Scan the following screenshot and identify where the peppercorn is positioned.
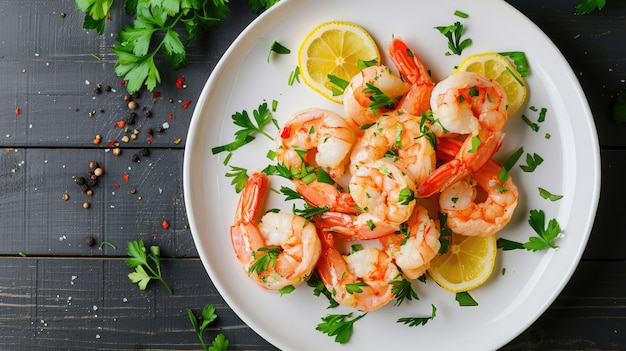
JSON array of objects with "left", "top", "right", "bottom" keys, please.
[
  {"left": 144, "top": 109, "right": 152, "bottom": 117},
  {"left": 86, "top": 189, "right": 94, "bottom": 196},
  {"left": 89, "top": 178, "right": 98, "bottom": 187},
  {"left": 128, "top": 101, "right": 138, "bottom": 110},
  {"left": 130, "top": 153, "right": 139, "bottom": 162},
  {"left": 94, "top": 84, "right": 102, "bottom": 94},
  {"left": 156, "top": 126, "right": 164, "bottom": 133},
  {"left": 141, "top": 148, "right": 150, "bottom": 156},
  {"left": 121, "top": 135, "right": 130, "bottom": 143},
  {"left": 112, "top": 148, "right": 122, "bottom": 156},
  {"left": 94, "top": 167, "right": 104, "bottom": 177},
  {"left": 146, "top": 128, "right": 153, "bottom": 136},
  {"left": 90, "top": 174, "right": 98, "bottom": 181},
  {"left": 129, "top": 188, "right": 137, "bottom": 194},
  {"left": 62, "top": 193, "right": 70, "bottom": 201},
  {"left": 60, "top": 12, "right": 66, "bottom": 18},
  {"left": 81, "top": 184, "right": 90, "bottom": 193},
  {"left": 104, "top": 85, "right": 112, "bottom": 92},
  {"left": 123, "top": 94, "right": 131, "bottom": 102},
  {"left": 85, "top": 236, "right": 95, "bottom": 246},
  {"left": 83, "top": 202, "right": 90, "bottom": 209},
  {"left": 89, "top": 161, "right": 98, "bottom": 170},
  {"left": 75, "top": 177, "right": 86, "bottom": 186},
  {"left": 168, "top": 98, "right": 174, "bottom": 103}
]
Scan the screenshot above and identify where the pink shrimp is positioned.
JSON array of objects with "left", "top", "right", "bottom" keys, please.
[
  {"left": 316, "top": 231, "right": 400, "bottom": 312},
  {"left": 417, "top": 71, "right": 509, "bottom": 197},
  {"left": 230, "top": 171, "right": 322, "bottom": 290}
]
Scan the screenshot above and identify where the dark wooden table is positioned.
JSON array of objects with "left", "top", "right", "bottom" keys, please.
[{"left": 0, "top": 0, "right": 624, "bottom": 350}]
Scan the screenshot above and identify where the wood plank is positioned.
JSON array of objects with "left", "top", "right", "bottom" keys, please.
[
  {"left": 1, "top": 258, "right": 625, "bottom": 350},
  {"left": 0, "top": 148, "right": 191, "bottom": 257}
]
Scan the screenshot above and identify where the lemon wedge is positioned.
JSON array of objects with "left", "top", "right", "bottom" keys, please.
[
  {"left": 298, "top": 21, "right": 380, "bottom": 104},
  {"left": 427, "top": 233, "right": 497, "bottom": 293}
]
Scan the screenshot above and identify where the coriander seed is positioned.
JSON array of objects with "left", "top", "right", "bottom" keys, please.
[
  {"left": 83, "top": 202, "right": 90, "bottom": 209},
  {"left": 89, "top": 161, "right": 98, "bottom": 170},
  {"left": 94, "top": 167, "right": 104, "bottom": 177},
  {"left": 128, "top": 101, "right": 138, "bottom": 110}
]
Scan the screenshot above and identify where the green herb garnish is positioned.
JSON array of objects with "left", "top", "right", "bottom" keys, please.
[
  {"left": 391, "top": 277, "right": 419, "bottom": 306},
  {"left": 126, "top": 240, "right": 173, "bottom": 294},
  {"left": 455, "top": 291, "right": 478, "bottom": 306},
  {"left": 316, "top": 312, "right": 367, "bottom": 344},
  {"left": 397, "top": 304, "right": 437, "bottom": 327},
  {"left": 212, "top": 102, "right": 276, "bottom": 154},
  {"left": 575, "top": 0, "right": 606, "bottom": 15},
  {"left": 524, "top": 209, "right": 561, "bottom": 251},
  {"left": 187, "top": 304, "right": 229, "bottom": 351},
  {"left": 539, "top": 187, "right": 564, "bottom": 201},
  {"left": 268, "top": 41, "right": 290, "bottom": 62},
  {"left": 434, "top": 21, "right": 472, "bottom": 56}
]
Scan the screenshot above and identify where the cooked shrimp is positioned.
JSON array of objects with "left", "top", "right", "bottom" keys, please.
[
  {"left": 350, "top": 159, "right": 417, "bottom": 225},
  {"left": 230, "top": 171, "right": 322, "bottom": 290},
  {"left": 276, "top": 108, "right": 355, "bottom": 180},
  {"left": 292, "top": 178, "right": 361, "bottom": 215},
  {"left": 387, "top": 37, "right": 435, "bottom": 116},
  {"left": 438, "top": 143, "right": 519, "bottom": 237},
  {"left": 343, "top": 65, "right": 410, "bottom": 135},
  {"left": 380, "top": 205, "right": 441, "bottom": 280},
  {"left": 417, "top": 71, "right": 508, "bottom": 197},
  {"left": 349, "top": 112, "right": 436, "bottom": 186},
  {"left": 316, "top": 231, "right": 400, "bottom": 312},
  {"left": 313, "top": 159, "right": 417, "bottom": 240}
]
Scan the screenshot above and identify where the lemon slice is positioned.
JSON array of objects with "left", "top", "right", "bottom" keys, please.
[
  {"left": 298, "top": 21, "right": 380, "bottom": 104},
  {"left": 456, "top": 52, "right": 527, "bottom": 116},
  {"left": 427, "top": 233, "right": 497, "bottom": 293}
]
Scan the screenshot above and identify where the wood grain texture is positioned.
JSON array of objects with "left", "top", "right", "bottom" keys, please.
[{"left": 0, "top": 0, "right": 624, "bottom": 349}]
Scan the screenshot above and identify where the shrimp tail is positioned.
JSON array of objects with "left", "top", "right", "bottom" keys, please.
[
  {"left": 388, "top": 37, "right": 434, "bottom": 115},
  {"left": 417, "top": 132, "right": 504, "bottom": 198},
  {"left": 388, "top": 37, "right": 431, "bottom": 86}
]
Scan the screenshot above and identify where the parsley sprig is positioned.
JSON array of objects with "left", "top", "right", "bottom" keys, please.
[
  {"left": 397, "top": 304, "right": 437, "bottom": 327},
  {"left": 77, "top": 0, "right": 279, "bottom": 92},
  {"left": 434, "top": 21, "right": 472, "bottom": 56},
  {"left": 126, "top": 240, "right": 173, "bottom": 294},
  {"left": 187, "top": 304, "right": 229, "bottom": 351},
  {"left": 212, "top": 102, "right": 277, "bottom": 155},
  {"left": 524, "top": 209, "right": 561, "bottom": 251},
  {"left": 316, "top": 312, "right": 367, "bottom": 344},
  {"left": 390, "top": 277, "right": 419, "bottom": 306},
  {"left": 575, "top": 0, "right": 606, "bottom": 15}
]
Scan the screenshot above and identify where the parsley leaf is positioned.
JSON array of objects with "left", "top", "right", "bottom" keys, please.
[
  {"left": 523, "top": 209, "right": 561, "bottom": 251},
  {"left": 126, "top": 240, "right": 173, "bottom": 294},
  {"left": 455, "top": 291, "right": 478, "bottom": 306},
  {"left": 248, "top": 246, "right": 282, "bottom": 275},
  {"left": 397, "top": 304, "right": 437, "bottom": 327},
  {"left": 519, "top": 153, "right": 544, "bottom": 172},
  {"left": 212, "top": 102, "right": 276, "bottom": 154},
  {"left": 363, "top": 82, "right": 398, "bottom": 115},
  {"left": 391, "top": 277, "right": 419, "bottom": 306},
  {"left": 225, "top": 166, "right": 248, "bottom": 193},
  {"left": 575, "top": 0, "right": 606, "bottom": 15},
  {"left": 307, "top": 272, "right": 339, "bottom": 308},
  {"left": 434, "top": 21, "right": 472, "bottom": 55},
  {"left": 79, "top": 0, "right": 278, "bottom": 92},
  {"left": 316, "top": 312, "right": 367, "bottom": 344},
  {"left": 496, "top": 238, "right": 525, "bottom": 251},
  {"left": 538, "top": 187, "right": 564, "bottom": 201},
  {"left": 187, "top": 304, "right": 230, "bottom": 351}
]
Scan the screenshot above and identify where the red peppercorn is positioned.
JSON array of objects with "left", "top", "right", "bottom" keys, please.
[
  {"left": 182, "top": 100, "right": 191, "bottom": 109},
  {"left": 162, "top": 220, "right": 169, "bottom": 229},
  {"left": 123, "top": 172, "right": 129, "bottom": 182},
  {"left": 15, "top": 108, "right": 21, "bottom": 116},
  {"left": 175, "top": 77, "right": 185, "bottom": 89},
  {"left": 280, "top": 127, "right": 291, "bottom": 139}
]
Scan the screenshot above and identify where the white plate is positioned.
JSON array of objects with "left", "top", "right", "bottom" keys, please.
[{"left": 183, "top": 0, "right": 601, "bottom": 349}]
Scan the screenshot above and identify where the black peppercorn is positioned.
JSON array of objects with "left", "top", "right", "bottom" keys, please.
[
  {"left": 144, "top": 110, "right": 152, "bottom": 117},
  {"left": 85, "top": 236, "right": 95, "bottom": 246},
  {"left": 156, "top": 126, "right": 164, "bottom": 133},
  {"left": 130, "top": 153, "right": 139, "bottom": 162},
  {"left": 141, "top": 148, "right": 150, "bottom": 156},
  {"left": 75, "top": 177, "right": 86, "bottom": 185},
  {"left": 104, "top": 85, "right": 112, "bottom": 92},
  {"left": 94, "top": 84, "right": 102, "bottom": 94},
  {"left": 146, "top": 128, "right": 153, "bottom": 136}
]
